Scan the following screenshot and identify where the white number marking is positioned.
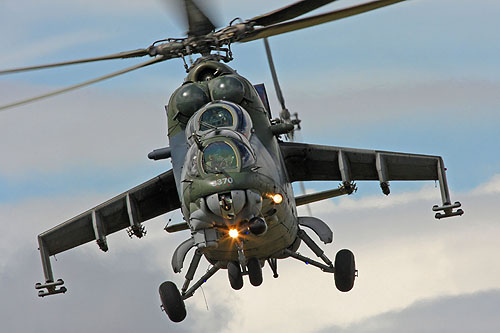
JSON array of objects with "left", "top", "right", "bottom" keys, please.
[{"left": 212, "top": 177, "right": 233, "bottom": 186}]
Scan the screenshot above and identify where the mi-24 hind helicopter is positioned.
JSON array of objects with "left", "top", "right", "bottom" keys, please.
[{"left": 0, "top": 0, "right": 464, "bottom": 323}]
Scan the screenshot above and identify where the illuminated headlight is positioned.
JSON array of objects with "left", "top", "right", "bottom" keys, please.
[
  {"left": 271, "top": 193, "right": 283, "bottom": 204},
  {"left": 228, "top": 229, "right": 239, "bottom": 239}
]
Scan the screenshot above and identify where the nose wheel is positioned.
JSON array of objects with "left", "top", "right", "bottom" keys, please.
[
  {"left": 227, "top": 261, "right": 244, "bottom": 290},
  {"left": 247, "top": 257, "right": 263, "bottom": 286},
  {"left": 227, "top": 257, "right": 263, "bottom": 289}
]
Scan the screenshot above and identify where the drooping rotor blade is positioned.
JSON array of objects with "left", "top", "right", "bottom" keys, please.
[
  {"left": 249, "top": 0, "right": 339, "bottom": 27},
  {"left": 184, "top": 0, "right": 216, "bottom": 36},
  {"left": 240, "top": 0, "right": 407, "bottom": 43},
  {"left": 263, "top": 38, "right": 286, "bottom": 112},
  {"left": 0, "top": 56, "right": 165, "bottom": 112},
  {"left": 0, "top": 49, "right": 150, "bottom": 75}
]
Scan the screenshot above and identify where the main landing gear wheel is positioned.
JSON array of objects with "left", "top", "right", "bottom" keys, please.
[
  {"left": 247, "top": 257, "right": 263, "bottom": 287},
  {"left": 159, "top": 281, "right": 187, "bottom": 322},
  {"left": 227, "top": 261, "right": 243, "bottom": 290},
  {"left": 334, "top": 249, "right": 356, "bottom": 292}
]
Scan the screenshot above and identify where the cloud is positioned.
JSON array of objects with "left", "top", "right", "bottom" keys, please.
[
  {"left": 287, "top": 78, "right": 500, "bottom": 131},
  {"left": 318, "top": 290, "right": 500, "bottom": 333},
  {"left": 473, "top": 174, "right": 500, "bottom": 195},
  {"left": 0, "top": 82, "right": 171, "bottom": 178}
]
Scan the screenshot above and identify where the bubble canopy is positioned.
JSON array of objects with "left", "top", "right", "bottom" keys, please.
[
  {"left": 202, "top": 141, "right": 238, "bottom": 173},
  {"left": 185, "top": 136, "right": 256, "bottom": 176},
  {"left": 186, "top": 101, "right": 253, "bottom": 142},
  {"left": 200, "top": 106, "right": 233, "bottom": 130}
]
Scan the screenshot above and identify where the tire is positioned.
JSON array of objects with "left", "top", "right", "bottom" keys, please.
[
  {"left": 159, "top": 281, "right": 187, "bottom": 322},
  {"left": 334, "top": 249, "right": 356, "bottom": 292},
  {"left": 227, "top": 261, "right": 243, "bottom": 290},
  {"left": 247, "top": 257, "right": 263, "bottom": 287}
]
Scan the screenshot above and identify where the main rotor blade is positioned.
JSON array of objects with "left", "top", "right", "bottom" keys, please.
[
  {"left": 184, "top": 0, "right": 216, "bottom": 36},
  {"left": 263, "top": 38, "right": 286, "bottom": 111},
  {"left": 0, "top": 56, "right": 165, "bottom": 112},
  {"left": 249, "top": 0, "right": 339, "bottom": 27},
  {"left": 0, "top": 49, "right": 150, "bottom": 75},
  {"left": 240, "top": 0, "right": 407, "bottom": 43}
]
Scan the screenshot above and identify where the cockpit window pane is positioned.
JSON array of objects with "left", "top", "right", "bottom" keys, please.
[
  {"left": 202, "top": 142, "right": 238, "bottom": 173},
  {"left": 199, "top": 106, "right": 234, "bottom": 131},
  {"left": 185, "top": 145, "right": 199, "bottom": 176},
  {"left": 233, "top": 140, "right": 255, "bottom": 168}
]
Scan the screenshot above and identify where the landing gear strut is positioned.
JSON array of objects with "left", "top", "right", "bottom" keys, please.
[
  {"left": 267, "top": 258, "right": 279, "bottom": 278},
  {"left": 283, "top": 228, "right": 357, "bottom": 293},
  {"left": 159, "top": 253, "right": 223, "bottom": 323},
  {"left": 160, "top": 227, "right": 354, "bottom": 323}
]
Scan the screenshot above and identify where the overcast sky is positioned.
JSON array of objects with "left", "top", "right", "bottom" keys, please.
[{"left": 1, "top": 0, "right": 499, "bottom": 332}]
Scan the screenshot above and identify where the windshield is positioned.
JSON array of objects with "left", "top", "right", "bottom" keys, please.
[
  {"left": 202, "top": 142, "right": 238, "bottom": 173},
  {"left": 185, "top": 101, "right": 253, "bottom": 144},
  {"left": 199, "top": 106, "right": 234, "bottom": 131}
]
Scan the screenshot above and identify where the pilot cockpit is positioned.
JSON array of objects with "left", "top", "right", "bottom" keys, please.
[{"left": 199, "top": 107, "right": 233, "bottom": 130}]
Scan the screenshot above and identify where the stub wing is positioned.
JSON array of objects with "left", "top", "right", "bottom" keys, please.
[
  {"left": 280, "top": 142, "right": 463, "bottom": 218},
  {"left": 36, "top": 169, "right": 180, "bottom": 296}
]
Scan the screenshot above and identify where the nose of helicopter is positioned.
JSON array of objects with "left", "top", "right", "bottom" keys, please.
[
  {"left": 189, "top": 188, "right": 264, "bottom": 249},
  {"left": 204, "top": 189, "right": 263, "bottom": 224}
]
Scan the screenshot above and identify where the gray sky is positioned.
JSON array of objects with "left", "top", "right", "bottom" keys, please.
[{"left": 1, "top": 0, "right": 500, "bottom": 332}]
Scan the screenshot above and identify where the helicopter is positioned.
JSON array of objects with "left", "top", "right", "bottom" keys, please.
[{"left": 0, "top": 0, "right": 464, "bottom": 323}]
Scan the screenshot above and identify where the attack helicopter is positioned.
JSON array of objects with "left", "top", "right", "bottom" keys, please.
[{"left": 0, "top": 0, "right": 464, "bottom": 323}]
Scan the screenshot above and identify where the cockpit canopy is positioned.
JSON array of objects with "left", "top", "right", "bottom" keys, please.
[
  {"left": 186, "top": 101, "right": 253, "bottom": 144},
  {"left": 202, "top": 141, "right": 238, "bottom": 173},
  {"left": 199, "top": 105, "right": 234, "bottom": 130},
  {"left": 185, "top": 136, "right": 256, "bottom": 176}
]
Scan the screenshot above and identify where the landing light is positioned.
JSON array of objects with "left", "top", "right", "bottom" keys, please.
[
  {"left": 229, "top": 229, "right": 239, "bottom": 239},
  {"left": 271, "top": 193, "right": 283, "bottom": 204}
]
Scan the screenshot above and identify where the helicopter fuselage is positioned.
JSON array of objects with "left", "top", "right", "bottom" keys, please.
[{"left": 167, "top": 60, "right": 298, "bottom": 263}]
